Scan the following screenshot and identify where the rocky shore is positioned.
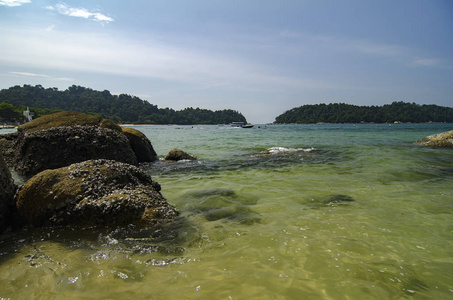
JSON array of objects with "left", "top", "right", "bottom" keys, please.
[{"left": 0, "top": 111, "right": 178, "bottom": 234}]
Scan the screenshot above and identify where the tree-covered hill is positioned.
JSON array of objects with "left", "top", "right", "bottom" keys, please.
[
  {"left": 0, "top": 84, "right": 247, "bottom": 125},
  {"left": 275, "top": 102, "right": 453, "bottom": 124}
]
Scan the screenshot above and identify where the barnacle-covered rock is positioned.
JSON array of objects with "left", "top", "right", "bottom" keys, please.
[
  {"left": 415, "top": 130, "right": 453, "bottom": 148},
  {"left": 15, "top": 159, "right": 179, "bottom": 228}
]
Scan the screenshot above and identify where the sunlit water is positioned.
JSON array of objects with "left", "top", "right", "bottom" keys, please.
[{"left": 1, "top": 124, "right": 452, "bottom": 299}]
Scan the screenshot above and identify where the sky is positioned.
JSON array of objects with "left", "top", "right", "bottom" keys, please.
[{"left": 1, "top": 0, "right": 452, "bottom": 123}]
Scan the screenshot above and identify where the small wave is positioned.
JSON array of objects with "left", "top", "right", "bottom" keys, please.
[{"left": 264, "top": 146, "right": 315, "bottom": 155}]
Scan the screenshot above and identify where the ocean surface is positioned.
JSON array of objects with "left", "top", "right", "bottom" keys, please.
[{"left": 1, "top": 123, "right": 452, "bottom": 299}]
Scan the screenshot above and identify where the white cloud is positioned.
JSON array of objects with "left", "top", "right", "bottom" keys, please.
[
  {"left": 1, "top": 27, "right": 346, "bottom": 94},
  {"left": 9, "top": 71, "right": 74, "bottom": 81},
  {"left": 46, "top": 3, "right": 113, "bottom": 23},
  {"left": 10, "top": 71, "right": 51, "bottom": 78},
  {"left": 410, "top": 58, "right": 440, "bottom": 67},
  {"left": 0, "top": 0, "right": 30, "bottom": 7},
  {"left": 351, "top": 41, "right": 401, "bottom": 57}
]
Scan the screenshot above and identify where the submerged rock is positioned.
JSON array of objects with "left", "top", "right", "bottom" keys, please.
[
  {"left": 181, "top": 188, "right": 260, "bottom": 224},
  {"left": 165, "top": 148, "right": 197, "bottom": 161},
  {"left": 0, "top": 152, "right": 17, "bottom": 233},
  {"left": 122, "top": 127, "right": 158, "bottom": 162},
  {"left": 324, "top": 194, "right": 355, "bottom": 205},
  {"left": 415, "top": 130, "right": 453, "bottom": 148},
  {"left": 15, "top": 159, "right": 179, "bottom": 228}
]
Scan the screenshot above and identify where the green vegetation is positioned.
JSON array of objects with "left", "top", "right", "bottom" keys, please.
[
  {"left": 0, "top": 102, "right": 61, "bottom": 123},
  {"left": 0, "top": 84, "right": 247, "bottom": 125},
  {"left": 275, "top": 102, "right": 453, "bottom": 124}
]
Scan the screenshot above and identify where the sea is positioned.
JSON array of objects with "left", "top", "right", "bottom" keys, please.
[{"left": 0, "top": 123, "right": 452, "bottom": 299}]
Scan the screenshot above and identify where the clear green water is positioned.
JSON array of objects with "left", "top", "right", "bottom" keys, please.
[{"left": 1, "top": 124, "right": 452, "bottom": 299}]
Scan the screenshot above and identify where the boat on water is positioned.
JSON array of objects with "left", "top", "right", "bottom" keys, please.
[{"left": 230, "top": 122, "right": 254, "bottom": 128}]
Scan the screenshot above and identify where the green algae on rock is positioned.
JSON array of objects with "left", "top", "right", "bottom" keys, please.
[
  {"left": 165, "top": 148, "right": 197, "bottom": 161},
  {"left": 17, "top": 111, "right": 121, "bottom": 133}
]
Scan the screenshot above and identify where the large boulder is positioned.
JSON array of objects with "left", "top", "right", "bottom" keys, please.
[
  {"left": 0, "top": 111, "right": 158, "bottom": 177},
  {"left": 122, "top": 127, "right": 158, "bottom": 162},
  {"left": 415, "top": 130, "right": 453, "bottom": 148},
  {"left": 15, "top": 159, "right": 179, "bottom": 228},
  {"left": 15, "top": 125, "right": 138, "bottom": 177},
  {"left": 165, "top": 148, "right": 197, "bottom": 161},
  {"left": 0, "top": 152, "right": 16, "bottom": 233}
]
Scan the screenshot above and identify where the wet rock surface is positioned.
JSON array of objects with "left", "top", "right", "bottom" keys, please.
[
  {"left": 165, "top": 148, "right": 197, "bottom": 161},
  {"left": 415, "top": 130, "right": 453, "bottom": 148},
  {"left": 0, "top": 152, "right": 17, "bottom": 233},
  {"left": 15, "top": 159, "right": 179, "bottom": 228}
]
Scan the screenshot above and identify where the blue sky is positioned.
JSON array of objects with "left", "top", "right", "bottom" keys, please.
[{"left": 1, "top": 0, "right": 452, "bottom": 123}]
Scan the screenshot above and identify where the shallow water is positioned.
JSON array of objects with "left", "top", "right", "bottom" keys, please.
[{"left": 1, "top": 123, "right": 452, "bottom": 299}]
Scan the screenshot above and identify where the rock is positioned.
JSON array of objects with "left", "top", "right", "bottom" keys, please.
[
  {"left": 15, "top": 159, "right": 179, "bottom": 228},
  {"left": 0, "top": 132, "right": 19, "bottom": 167},
  {"left": 415, "top": 130, "right": 453, "bottom": 148},
  {"left": 122, "top": 127, "right": 158, "bottom": 162},
  {"left": 324, "top": 194, "right": 355, "bottom": 205},
  {"left": 165, "top": 148, "right": 197, "bottom": 161},
  {"left": 1, "top": 111, "right": 148, "bottom": 177},
  {"left": 181, "top": 188, "right": 260, "bottom": 224},
  {"left": 14, "top": 125, "right": 138, "bottom": 177},
  {"left": 17, "top": 111, "right": 122, "bottom": 134},
  {"left": 0, "top": 152, "right": 17, "bottom": 233}
]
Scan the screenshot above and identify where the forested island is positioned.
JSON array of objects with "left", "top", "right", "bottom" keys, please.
[
  {"left": 0, "top": 85, "right": 247, "bottom": 125},
  {"left": 275, "top": 102, "right": 453, "bottom": 124}
]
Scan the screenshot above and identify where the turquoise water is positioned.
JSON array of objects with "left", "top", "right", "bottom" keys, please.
[{"left": 1, "top": 123, "right": 452, "bottom": 299}]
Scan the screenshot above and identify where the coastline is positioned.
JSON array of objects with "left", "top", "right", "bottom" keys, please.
[{"left": 120, "top": 124, "right": 169, "bottom": 127}]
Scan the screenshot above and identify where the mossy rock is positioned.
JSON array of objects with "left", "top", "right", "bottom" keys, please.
[
  {"left": 15, "top": 159, "right": 179, "bottom": 228},
  {"left": 122, "top": 127, "right": 157, "bottom": 162},
  {"left": 165, "top": 148, "right": 197, "bottom": 161},
  {"left": 415, "top": 130, "right": 453, "bottom": 148},
  {"left": 18, "top": 111, "right": 121, "bottom": 133}
]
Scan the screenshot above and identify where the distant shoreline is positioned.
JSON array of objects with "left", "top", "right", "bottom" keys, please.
[{"left": 120, "top": 124, "right": 168, "bottom": 127}]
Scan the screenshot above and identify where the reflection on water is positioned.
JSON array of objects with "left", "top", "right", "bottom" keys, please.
[{"left": 1, "top": 124, "right": 452, "bottom": 299}]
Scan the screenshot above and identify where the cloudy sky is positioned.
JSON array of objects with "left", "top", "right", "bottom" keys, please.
[{"left": 1, "top": 0, "right": 452, "bottom": 123}]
